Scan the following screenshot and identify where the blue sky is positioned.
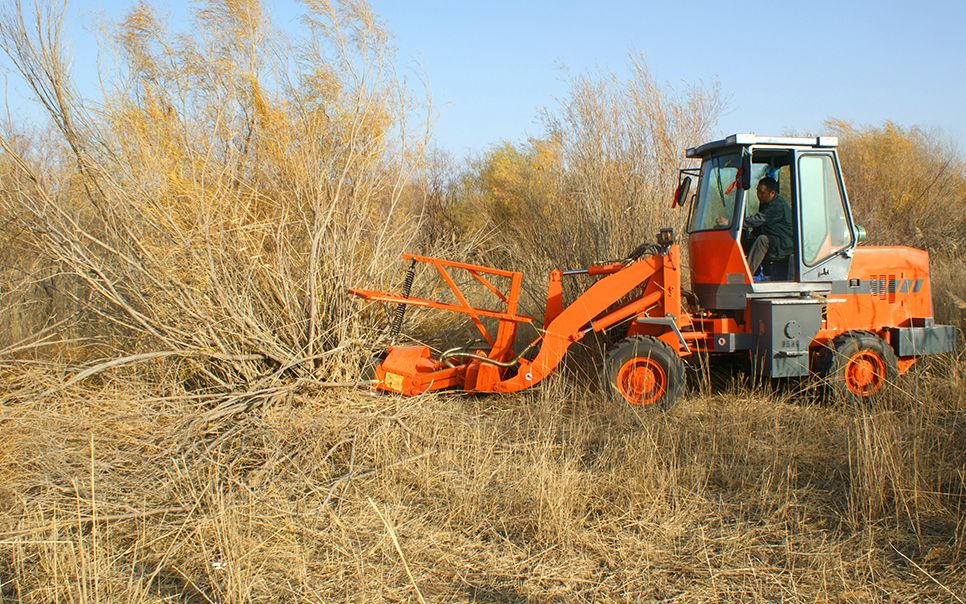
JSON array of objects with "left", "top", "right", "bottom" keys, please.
[
  {"left": 368, "top": 0, "right": 966, "bottom": 154},
  {"left": 3, "top": 0, "right": 964, "bottom": 156}
]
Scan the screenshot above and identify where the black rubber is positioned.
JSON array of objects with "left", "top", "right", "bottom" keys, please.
[
  {"left": 602, "top": 335, "right": 686, "bottom": 410},
  {"left": 814, "top": 331, "right": 899, "bottom": 403}
]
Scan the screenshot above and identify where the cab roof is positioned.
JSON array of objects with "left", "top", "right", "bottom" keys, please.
[{"left": 686, "top": 134, "right": 839, "bottom": 158}]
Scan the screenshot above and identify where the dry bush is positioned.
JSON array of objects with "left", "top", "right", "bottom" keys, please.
[
  {"left": 433, "top": 57, "right": 724, "bottom": 320},
  {"left": 929, "top": 253, "right": 966, "bottom": 332},
  {"left": 0, "top": 0, "right": 432, "bottom": 383},
  {"left": 536, "top": 57, "right": 723, "bottom": 268},
  {"left": 828, "top": 120, "right": 966, "bottom": 331},
  {"left": 828, "top": 119, "right": 966, "bottom": 253}
]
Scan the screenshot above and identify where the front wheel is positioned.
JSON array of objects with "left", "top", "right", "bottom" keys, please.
[
  {"left": 603, "top": 336, "right": 686, "bottom": 409},
  {"left": 816, "top": 331, "right": 899, "bottom": 403}
]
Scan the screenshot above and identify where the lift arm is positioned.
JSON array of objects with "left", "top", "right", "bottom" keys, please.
[
  {"left": 494, "top": 246, "right": 682, "bottom": 393},
  {"left": 348, "top": 245, "right": 682, "bottom": 395}
]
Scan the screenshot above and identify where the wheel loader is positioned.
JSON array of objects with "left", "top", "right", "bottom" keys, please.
[{"left": 349, "top": 134, "right": 958, "bottom": 406}]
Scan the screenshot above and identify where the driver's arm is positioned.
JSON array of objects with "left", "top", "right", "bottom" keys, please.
[{"left": 745, "top": 202, "right": 781, "bottom": 229}]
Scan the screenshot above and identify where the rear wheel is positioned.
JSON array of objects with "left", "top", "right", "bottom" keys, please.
[
  {"left": 603, "top": 336, "right": 686, "bottom": 409},
  {"left": 817, "top": 332, "right": 898, "bottom": 402}
]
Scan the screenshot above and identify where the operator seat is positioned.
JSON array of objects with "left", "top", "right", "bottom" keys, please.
[
  {"left": 760, "top": 190, "right": 797, "bottom": 281},
  {"left": 762, "top": 251, "right": 795, "bottom": 281}
]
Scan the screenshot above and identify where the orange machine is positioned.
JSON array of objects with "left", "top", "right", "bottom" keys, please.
[{"left": 350, "top": 135, "right": 957, "bottom": 406}]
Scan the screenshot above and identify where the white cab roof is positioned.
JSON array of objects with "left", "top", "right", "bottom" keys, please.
[{"left": 687, "top": 134, "right": 839, "bottom": 158}]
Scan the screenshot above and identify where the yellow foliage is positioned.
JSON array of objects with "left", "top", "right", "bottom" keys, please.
[
  {"left": 0, "top": 0, "right": 432, "bottom": 376},
  {"left": 474, "top": 138, "right": 562, "bottom": 226},
  {"left": 828, "top": 119, "right": 966, "bottom": 251}
]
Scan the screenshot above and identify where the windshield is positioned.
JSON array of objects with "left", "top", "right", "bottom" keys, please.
[{"left": 687, "top": 153, "right": 742, "bottom": 233}]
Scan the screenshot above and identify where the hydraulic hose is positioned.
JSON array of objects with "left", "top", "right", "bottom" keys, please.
[{"left": 439, "top": 343, "right": 535, "bottom": 368}]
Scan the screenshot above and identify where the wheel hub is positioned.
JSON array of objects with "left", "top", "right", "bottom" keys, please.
[
  {"left": 617, "top": 358, "right": 666, "bottom": 406},
  {"left": 844, "top": 351, "right": 885, "bottom": 396}
]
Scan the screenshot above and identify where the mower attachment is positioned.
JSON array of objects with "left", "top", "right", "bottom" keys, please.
[{"left": 348, "top": 254, "right": 535, "bottom": 395}]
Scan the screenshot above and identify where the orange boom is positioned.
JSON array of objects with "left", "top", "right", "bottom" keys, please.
[{"left": 350, "top": 135, "right": 957, "bottom": 406}]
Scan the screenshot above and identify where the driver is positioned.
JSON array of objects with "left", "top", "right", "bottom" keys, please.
[{"left": 744, "top": 176, "right": 793, "bottom": 277}]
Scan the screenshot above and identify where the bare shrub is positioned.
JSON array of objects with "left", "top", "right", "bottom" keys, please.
[
  {"left": 828, "top": 119, "right": 966, "bottom": 252},
  {"left": 438, "top": 57, "right": 724, "bottom": 326},
  {"left": 0, "top": 0, "right": 432, "bottom": 383},
  {"left": 537, "top": 57, "right": 724, "bottom": 268}
]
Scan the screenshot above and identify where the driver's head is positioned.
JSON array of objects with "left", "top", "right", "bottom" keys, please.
[{"left": 757, "top": 177, "right": 779, "bottom": 204}]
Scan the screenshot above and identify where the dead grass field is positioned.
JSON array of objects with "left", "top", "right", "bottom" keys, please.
[{"left": 2, "top": 356, "right": 964, "bottom": 603}]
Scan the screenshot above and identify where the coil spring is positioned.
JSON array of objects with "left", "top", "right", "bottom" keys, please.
[{"left": 388, "top": 258, "right": 417, "bottom": 345}]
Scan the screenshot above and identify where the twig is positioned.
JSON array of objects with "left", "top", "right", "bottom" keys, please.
[
  {"left": 368, "top": 497, "right": 428, "bottom": 604},
  {"left": 34, "top": 351, "right": 181, "bottom": 398},
  {"left": 0, "top": 506, "right": 191, "bottom": 541},
  {"left": 323, "top": 450, "right": 436, "bottom": 508},
  {"left": 315, "top": 412, "right": 429, "bottom": 443},
  {"left": 296, "top": 378, "right": 378, "bottom": 389},
  {"left": 891, "top": 544, "right": 965, "bottom": 604},
  {"left": 0, "top": 315, "right": 78, "bottom": 358},
  {"left": 946, "top": 290, "right": 966, "bottom": 310},
  {"left": 184, "top": 394, "right": 266, "bottom": 434},
  {"left": 36, "top": 350, "right": 265, "bottom": 400},
  {"left": 700, "top": 525, "right": 717, "bottom": 592}
]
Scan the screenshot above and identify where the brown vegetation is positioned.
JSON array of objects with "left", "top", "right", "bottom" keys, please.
[
  {"left": 0, "top": 0, "right": 432, "bottom": 379},
  {"left": 828, "top": 120, "right": 966, "bottom": 331},
  {"left": 1, "top": 369, "right": 964, "bottom": 602},
  {"left": 1, "top": 0, "right": 964, "bottom": 602}
]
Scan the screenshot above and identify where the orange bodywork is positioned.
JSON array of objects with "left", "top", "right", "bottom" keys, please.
[
  {"left": 822, "top": 246, "right": 933, "bottom": 337},
  {"left": 350, "top": 237, "right": 947, "bottom": 395},
  {"left": 349, "top": 247, "right": 689, "bottom": 395},
  {"left": 689, "top": 230, "right": 751, "bottom": 285},
  {"left": 348, "top": 254, "right": 534, "bottom": 395},
  {"left": 686, "top": 226, "right": 938, "bottom": 374},
  {"left": 821, "top": 246, "right": 934, "bottom": 373}
]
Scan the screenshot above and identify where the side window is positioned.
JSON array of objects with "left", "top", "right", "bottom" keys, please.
[
  {"left": 742, "top": 163, "right": 770, "bottom": 217},
  {"left": 798, "top": 154, "right": 852, "bottom": 266}
]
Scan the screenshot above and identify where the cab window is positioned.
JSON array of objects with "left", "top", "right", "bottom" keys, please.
[
  {"left": 798, "top": 154, "right": 852, "bottom": 266},
  {"left": 742, "top": 155, "right": 792, "bottom": 221}
]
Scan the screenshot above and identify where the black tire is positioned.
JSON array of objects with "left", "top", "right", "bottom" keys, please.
[
  {"left": 815, "top": 331, "right": 898, "bottom": 403},
  {"left": 603, "top": 336, "right": 686, "bottom": 409}
]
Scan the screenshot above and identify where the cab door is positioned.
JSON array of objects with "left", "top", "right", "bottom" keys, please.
[{"left": 796, "top": 152, "right": 856, "bottom": 283}]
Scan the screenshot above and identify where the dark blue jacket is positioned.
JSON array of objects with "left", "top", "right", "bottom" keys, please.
[{"left": 745, "top": 194, "right": 794, "bottom": 257}]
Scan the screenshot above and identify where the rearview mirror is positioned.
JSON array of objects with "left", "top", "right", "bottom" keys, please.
[
  {"left": 740, "top": 154, "right": 752, "bottom": 190},
  {"left": 672, "top": 176, "right": 692, "bottom": 209}
]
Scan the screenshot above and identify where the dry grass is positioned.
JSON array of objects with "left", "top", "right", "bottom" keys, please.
[
  {"left": 828, "top": 119, "right": 966, "bottom": 254},
  {"left": 1, "top": 361, "right": 964, "bottom": 603}
]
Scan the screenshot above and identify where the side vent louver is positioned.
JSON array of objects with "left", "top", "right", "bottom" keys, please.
[{"left": 870, "top": 275, "right": 898, "bottom": 304}]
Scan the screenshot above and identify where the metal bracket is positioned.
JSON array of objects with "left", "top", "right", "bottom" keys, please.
[{"left": 635, "top": 314, "right": 690, "bottom": 354}]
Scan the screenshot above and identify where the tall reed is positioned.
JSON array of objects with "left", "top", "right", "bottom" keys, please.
[{"left": 0, "top": 0, "right": 433, "bottom": 385}]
